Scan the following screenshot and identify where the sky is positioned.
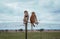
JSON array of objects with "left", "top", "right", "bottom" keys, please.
[{"left": 0, "top": 0, "right": 60, "bottom": 30}]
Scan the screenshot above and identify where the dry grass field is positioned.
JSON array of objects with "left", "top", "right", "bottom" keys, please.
[{"left": 0, "top": 31, "right": 60, "bottom": 39}]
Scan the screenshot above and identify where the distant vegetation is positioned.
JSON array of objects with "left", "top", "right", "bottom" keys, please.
[
  {"left": 0, "top": 29, "right": 60, "bottom": 32},
  {"left": 18, "top": 29, "right": 23, "bottom": 31},
  {"left": 39, "top": 29, "right": 44, "bottom": 32}
]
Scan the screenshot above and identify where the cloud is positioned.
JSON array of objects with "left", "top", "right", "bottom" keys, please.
[
  {"left": 0, "top": 14, "right": 23, "bottom": 22},
  {"left": 0, "top": 0, "right": 60, "bottom": 23},
  {"left": 39, "top": 0, "right": 60, "bottom": 12},
  {"left": 0, "top": 0, "right": 60, "bottom": 30},
  {"left": 0, "top": 0, "right": 37, "bottom": 22},
  {"left": 38, "top": 0, "right": 60, "bottom": 22}
]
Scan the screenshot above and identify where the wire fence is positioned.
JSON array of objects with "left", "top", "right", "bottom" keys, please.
[{"left": 0, "top": 22, "right": 60, "bottom": 39}]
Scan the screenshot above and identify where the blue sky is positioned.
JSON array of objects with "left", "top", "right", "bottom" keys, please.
[{"left": 0, "top": 0, "right": 60, "bottom": 24}]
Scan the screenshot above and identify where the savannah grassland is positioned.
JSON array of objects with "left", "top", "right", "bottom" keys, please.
[{"left": 0, "top": 31, "right": 60, "bottom": 39}]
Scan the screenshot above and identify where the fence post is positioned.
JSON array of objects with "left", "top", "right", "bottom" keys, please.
[
  {"left": 23, "top": 10, "right": 29, "bottom": 39},
  {"left": 25, "top": 23, "right": 27, "bottom": 39}
]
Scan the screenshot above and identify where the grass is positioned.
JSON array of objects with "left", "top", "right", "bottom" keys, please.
[{"left": 0, "top": 31, "right": 60, "bottom": 39}]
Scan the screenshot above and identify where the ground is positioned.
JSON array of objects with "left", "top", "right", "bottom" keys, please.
[{"left": 0, "top": 31, "right": 60, "bottom": 39}]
